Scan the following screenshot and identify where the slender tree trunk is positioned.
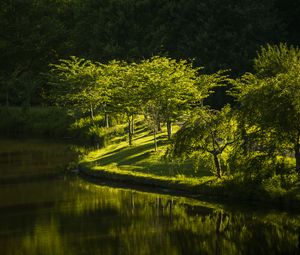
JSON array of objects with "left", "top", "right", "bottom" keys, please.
[
  {"left": 128, "top": 118, "right": 132, "bottom": 146},
  {"left": 105, "top": 112, "right": 109, "bottom": 128},
  {"left": 131, "top": 115, "right": 135, "bottom": 134},
  {"left": 90, "top": 105, "right": 94, "bottom": 121},
  {"left": 153, "top": 126, "right": 157, "bottom": 151},
  {"left": 295, "top": 143, "right": 300, "bottom": 173},
  {"left": 213, "top": 153, "right": 222, "bottom": 178},
  {"left": 167, "top": 120, "right": 172, "bottom": 140}
]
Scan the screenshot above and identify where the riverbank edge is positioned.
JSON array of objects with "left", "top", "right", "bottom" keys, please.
[{"left": 78, "top": 163, "right": 300, "bottom": 210}]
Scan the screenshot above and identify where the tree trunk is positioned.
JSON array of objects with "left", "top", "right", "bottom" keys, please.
[
  {"left": 213, "top": 154, "right": 222, "bottom": 178},
  {"left": 128, "top": 119, "right": 132, "bottom": 146},
  {"left": 105, "top": 113, "right": 109, "bottom": 128},
  {"left": 167, "top": 120, "right": 172, "bottom": 140},
  {"left": 295, "top": 143, "right": 300, "bottom": 173},
  {"left": 131, "top": 115, "right": 135, "bottom": 134},
  {"left": 153, "top": 127, "right": 157, "bottom": 151},
  {"left": 90, "top": 106, "right": 94, "bottom": 121}
]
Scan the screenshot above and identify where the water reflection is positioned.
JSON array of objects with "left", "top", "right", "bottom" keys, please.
[
  {"left": 0, "top": 139, "right": 299, "bottom": 255},
  {"left": 0, "top": 138, "right": 78, "bottom": 180}
]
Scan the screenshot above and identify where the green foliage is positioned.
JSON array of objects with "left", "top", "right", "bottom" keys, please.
[
  {"left": 68, "top": 115, "right": 126, "bottom": 146},
  {"left": 47, "top": 55, "right": 227, "bottom": 147},
  {"left": 254, "top": 43, "right": 300, "bottom": 77},
  {"left": 48, "top": 56, "right": 104, "bottom": 115},
  {"left": 169, "top": 105, "right": 238, "bottom": 177},
  {"left": 232, "top": 43, "right": 300, "bottom": 173},
  {"left": 262, "top": 172, "right": 299, "bottom": 193},
  {"left": 137, "top": 56, "right": 206, "bottom": 144},
  {"left": 109, "top": 60, "right": 144, "bottom": 116},
  {"left": 140, "top": 56, "right": 201, "bottom": 118}
]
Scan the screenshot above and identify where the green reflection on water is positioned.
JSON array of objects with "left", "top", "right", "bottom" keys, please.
[
  {"left": 0, "top": 139, "right": 299, "bottom": 255},
  {"left": 0, "top": 138, "right": 78, "bottom": 179}
]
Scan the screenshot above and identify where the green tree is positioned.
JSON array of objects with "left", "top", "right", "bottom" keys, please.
[
  {"left": 170, "top": 106, "right": 238, "bottom": 178},
  {"left": 254, "top": 43, "right": 300, "bottom": 77},
  {"left": 233, "top": 44, "right": 300, "bottom": 173},
  {"left": 109, "top": 61, "right": 144, "bottom": 145},
  {"left": 48, "top": 56, "right": 105, "bottom": 120},
  {"left": 140, "top": 57, "right": 201, "bottom": 141}
]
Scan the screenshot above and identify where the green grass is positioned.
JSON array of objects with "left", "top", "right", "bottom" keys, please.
[
  {"left": 80, "top": 122, "right": 220, "bottom": 195},
  {"left": 81, "top": 123, "right": 212, "bottom": 178}
]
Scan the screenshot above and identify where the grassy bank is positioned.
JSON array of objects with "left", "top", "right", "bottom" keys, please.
[{"left": 79, "top": 123, "right": 300, "bottom": 209}]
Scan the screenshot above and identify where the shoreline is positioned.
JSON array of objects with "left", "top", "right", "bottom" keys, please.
[{"left": 78, "top": 163, "right": 300, "bottom": 212}]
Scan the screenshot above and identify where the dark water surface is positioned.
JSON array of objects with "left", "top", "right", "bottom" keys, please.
[{"left": 0, "top": 139, "right": 299, "bottom": 255}]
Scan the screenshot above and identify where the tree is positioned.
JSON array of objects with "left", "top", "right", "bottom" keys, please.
[
  {"left": 109, "top": 61, "right": 144, "bottom": 145},
  {"left": 48, "top": 56, "right": 105, "bottom": 120},
  {"left": 254, "top": 43, "right": 300, "bottom": 77},
  {"left": 169, "top": 106, "right": 238, "bottom": 178},
  {"left": 234, "top": 72, "right": 300, "bottom": 173},
  {"left": 233, "top": 44, "right": 300, "bottom": 173},
  {"left": 140, "top": 56, "right": 201, "bottom": 141}
]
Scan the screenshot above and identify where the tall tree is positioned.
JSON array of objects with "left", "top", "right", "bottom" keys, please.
[
  {"left": 140, "top": 56, "right": 201, "bottom": 141},
  {"left": 109, "top": 61, "right": 144, "bottom": 145},
  {"left": 233, "top": 44, "right": 300, "bottom": 173},
  {"left": 48, "top": 56, "right": 105, "bottom": 120}
]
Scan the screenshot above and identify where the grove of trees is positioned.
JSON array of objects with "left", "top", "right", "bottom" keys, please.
[
  {"left": 45, "top": 43, "right": 300, "bottom": 179},
  {"left": 1, "top": 0, "right": 300, "bottom": 180}
]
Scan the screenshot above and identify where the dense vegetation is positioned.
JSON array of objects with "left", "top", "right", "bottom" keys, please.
[{"left": 0, "top": 0, "right": 299, "bottom": 202}]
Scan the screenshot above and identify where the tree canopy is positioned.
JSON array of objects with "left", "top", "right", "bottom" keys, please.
[{"left": 232, "top": 44, "right": 300, "bottom": 173}]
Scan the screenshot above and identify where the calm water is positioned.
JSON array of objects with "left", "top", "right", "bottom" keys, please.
[{"left": 0, "top": 139, "right": 299, "bottom": 255}]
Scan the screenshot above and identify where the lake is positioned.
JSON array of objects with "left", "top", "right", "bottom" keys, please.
[{"left": 0, "top": 139, "right": 299, "bottom": 255}]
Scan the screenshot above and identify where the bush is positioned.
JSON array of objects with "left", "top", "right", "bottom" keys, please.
[
  {"left": 262, "top": 172, "right": 299, "bottom": 191},
  {"left": 69, "top": 115, "right": 126, "bottom": 146}
]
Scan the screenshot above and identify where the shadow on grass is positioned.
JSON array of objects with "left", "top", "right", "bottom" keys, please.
[
  {"left": 98, "top": 131, "right": 170, "bottom": 164},
  {"left": 94, "top": 138, "right": 213, "bottom": 178},
  {"left": 91, "top": 126, "right": 212, "bottom": 178},
  {"left": 95, "top": 142, "right": 155, "bottom": 166}
]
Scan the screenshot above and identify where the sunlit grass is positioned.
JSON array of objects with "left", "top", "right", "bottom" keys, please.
[{"left": 81, "top": 122, "right": 212, "bottom": 179}]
